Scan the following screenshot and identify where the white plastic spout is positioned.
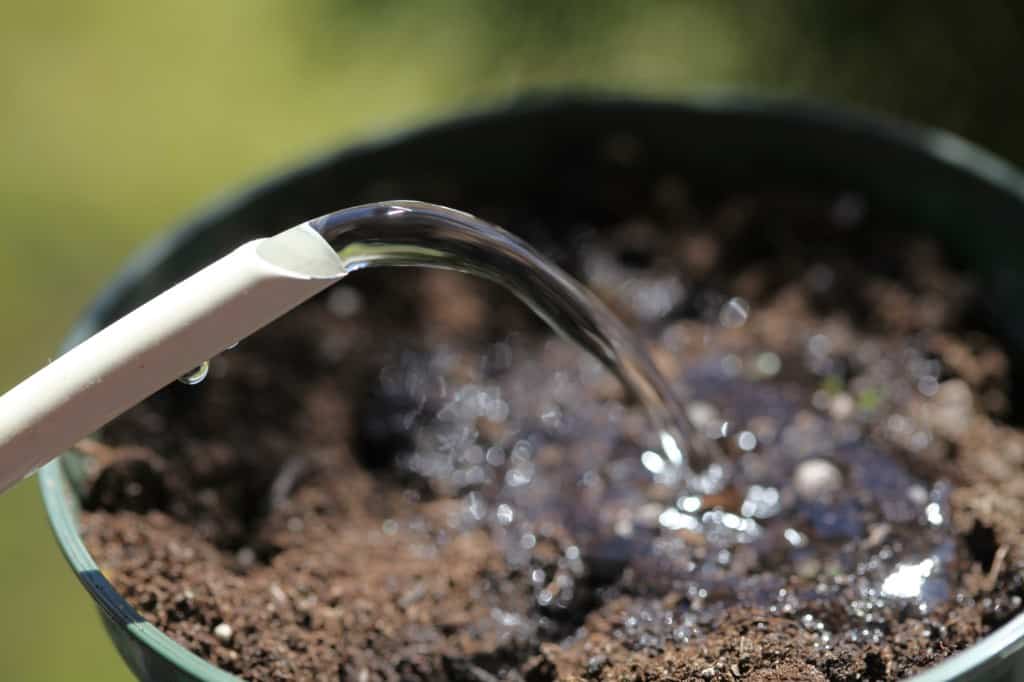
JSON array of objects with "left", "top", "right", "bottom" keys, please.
[{"left": 0, "top": 224, "right": 344, "bottom": 493}]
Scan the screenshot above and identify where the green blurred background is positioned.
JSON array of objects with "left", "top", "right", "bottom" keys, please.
[{"left": 1, "top": 2, "right": 1022, "bottom": 679}]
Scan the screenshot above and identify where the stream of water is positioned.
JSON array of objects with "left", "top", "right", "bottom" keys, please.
[{"left": 307, "top": 200, "right": 726, "bottom": 492}]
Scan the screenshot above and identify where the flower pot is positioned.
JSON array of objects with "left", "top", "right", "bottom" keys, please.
[{"left": 40, "top": 94, "right": 1024, "bottom": 681}]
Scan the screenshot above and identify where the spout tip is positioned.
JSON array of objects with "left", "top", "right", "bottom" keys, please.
[{"left": 256, "top": 224, "right": 346, "bottom": 280}]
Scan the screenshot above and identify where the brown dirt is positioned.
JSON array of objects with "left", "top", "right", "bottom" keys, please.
[{"left": 79, "top": 156, "right": 1024, "bottom": 680}]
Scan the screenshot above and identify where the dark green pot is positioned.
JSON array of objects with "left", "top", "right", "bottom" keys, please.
[{"left": 40, "top": 95, "right": 1024, "bottom": 681}]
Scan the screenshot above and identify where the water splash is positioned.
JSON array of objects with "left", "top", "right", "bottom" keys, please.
[{"left": 308, "top": 201, "right": 723, "bottom": 483}]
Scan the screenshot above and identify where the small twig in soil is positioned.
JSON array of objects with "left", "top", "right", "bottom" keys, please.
[
  {"left": 266, "top": 456, "right": 312, "bottom": 511},
  {"left": 983, "top": 545, "right": 1009, "bottom": 592}
]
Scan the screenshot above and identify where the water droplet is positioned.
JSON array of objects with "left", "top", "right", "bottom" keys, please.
[
  {"left": 906, "top": 484, "right": 928, "bottom": 506},
  {"left": 754, "top": 352, "right": 781, "bottom": 377},
  {"left": 485, "top": 445, "right": 506, "bottom": 467},
  {"left": 641, "top": 450, "right": 666, "bottom": 475},
  {"left": 720, "top": 354, "right": 742, "bottom": 376},
  {"left": 807, "top": 334, "right": 831, "bottom": 358},
  {"left": 741, "top": 485, "right": 780, "bottom": 518},
  {"left": 918, "top": 375, "right": 940, "bottom": 397},
  {"left": 881, "top": 558, "right": 936, "bottom": 599},
  {"left": 925, "top": 502, "right": 944, "bottom": 526},
  {"left": 784, "top": 527, "right": 808, "bottom": 547},
  {"left": 659, "top": 507, "right": 700, "bottom": 531},
  {"left": 496, "top": 504, "right": 515, "bottom": 525},
  {"left": 466, "top": 492, "right": 486, "bottom": 521},
  {"left": 678, "top": 495, "right": 702, "bottom": 513},
  {"left": 719, "top": 297, "right": 750, "bottom": 328},
  {"left": 505, "top": 467, "right": 534, "bottom": 487},
  {"left": 492, "top": 608, "right": 525, "bottom": 629},
  {"left": 178, "top": 361, "right": 210, "bottom": 386}
]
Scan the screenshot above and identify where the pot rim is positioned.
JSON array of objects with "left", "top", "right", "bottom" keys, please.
[{"left": 39, "top": 92, "right": 1024, "bottom": 682}]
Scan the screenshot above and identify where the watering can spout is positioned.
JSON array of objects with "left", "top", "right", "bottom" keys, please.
[
  {"left": 0, "top": 225, "right": 345, "bottom": 493},
  {"left": 0, "top": 201, "right": 712, "bottom": 496}
]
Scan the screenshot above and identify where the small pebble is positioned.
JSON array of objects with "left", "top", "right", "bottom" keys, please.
[
  {"left": 213, "top": 622, "right": 234, "bottom": 645},
  {"left": 270, "top": 583, "right": 288, "bottom": 605},
  {"left": 586, "top": 655, "right": 608, "bottom": 675},
  {"left": 235, "top": 547, "right": 256, "bottom": 568},
  {"left": 934, "top": 378, "right": 972, "bottom": 409},
  {"left": 719, "top": 297, "right": 750, "bottom": 328},
  {"left": 793, "top": 458, "right": 843, "bottom": 501},
  {"left": 829, "top": 393, "right": 855, "bottom": 420},
  {"left": 928, "top": 378, "right": 974, "bottom": 437},
  {"left": 864, "top": 523, "right": 892, "bottom": 549}
]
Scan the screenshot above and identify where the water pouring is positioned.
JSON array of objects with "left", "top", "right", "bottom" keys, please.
[{"left": 0, "top": 201, "right": 711, "bottom": 494}]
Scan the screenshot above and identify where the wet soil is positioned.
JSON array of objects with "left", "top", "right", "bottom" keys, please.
[{"left": 79, "top": 149, "right": 1024, "bottom": 680}]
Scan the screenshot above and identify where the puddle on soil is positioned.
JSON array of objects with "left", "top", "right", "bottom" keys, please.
[
  {"left": 87, "top": 185, "right": 1014, "bottom": 676},
  {"left": 291, "top": 200, "right": 976, "bottom": 652},
  {"left": 364, "top": 306, "right": 963, "bottom": 649}
]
